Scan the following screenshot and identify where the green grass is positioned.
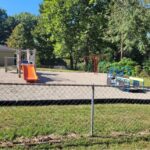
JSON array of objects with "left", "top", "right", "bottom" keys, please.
[
  {"left": 0, "top": 104, "right": 150, "bottom": 149},
  {"left": 144, "top": 77, "right": 150, "bottom": 87}
]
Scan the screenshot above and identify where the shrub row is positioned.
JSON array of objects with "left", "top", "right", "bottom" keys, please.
[{"left": 85, "top": 58, "right": 149, "bottom": 77}]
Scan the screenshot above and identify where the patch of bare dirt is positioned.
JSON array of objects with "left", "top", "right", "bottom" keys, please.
[{"left": 0, "top": 133, "right": 81, "bottom": 148}]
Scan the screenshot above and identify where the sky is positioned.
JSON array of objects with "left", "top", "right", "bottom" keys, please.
[
  {"left": 0, "top": 0, "right": 149, "bottom": 16},
  {"left": 0, "top": 0, "right": 43, "bottom": 16}
]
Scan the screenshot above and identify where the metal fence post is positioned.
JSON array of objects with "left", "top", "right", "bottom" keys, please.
[{"left": 91, "top": 84, "right": 95, "bottom": 136}]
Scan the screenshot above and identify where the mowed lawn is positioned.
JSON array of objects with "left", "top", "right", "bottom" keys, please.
[
  {"left": 0, "top": 104, "right": 150, "bottom": 149},
  {"left": 144, "top": 77, "right": 150, "bottom": 87}
]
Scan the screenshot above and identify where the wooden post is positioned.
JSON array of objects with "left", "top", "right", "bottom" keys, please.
[
  {"left": 27, "top": 49, "right": 30, "bottom": 63},
  {"left": 4, "top": 57, "right": 7, "bottom": 72},
  {"left": 18, "top": 49, "right": 21, "bottom": 78},
  {"left": 33, "top": 49, "right": 36, "bottom": 65}
]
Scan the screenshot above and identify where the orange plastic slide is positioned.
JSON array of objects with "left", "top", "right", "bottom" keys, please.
[{"left": 22, "top": 64, "right": 38, "bottom": 82}]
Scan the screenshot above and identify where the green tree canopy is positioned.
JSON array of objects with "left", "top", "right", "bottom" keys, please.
[
  {"left": 6, "top": 23, "right": 27, "bottom": 49},
  {"left": 32, "top": 17, "right": 55, "bottom": 66},
  {"left": 106, "top": 0, "right": 150, "bottom": 60},
  {"left": 40, "top": 0, "right": 109, "bottom": 69},
  {"left": 0, "top": 9, "right": 17, "bottom": 45},
  {"left": 7, "top": 13, "right": 38, "bottom": 49}
]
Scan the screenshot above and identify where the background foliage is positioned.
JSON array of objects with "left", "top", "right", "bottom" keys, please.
[{"left": 0, "top": 0, "right": 149, "bottom": 75}]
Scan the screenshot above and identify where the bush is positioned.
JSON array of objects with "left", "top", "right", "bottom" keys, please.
[
  {"left": 36, "top": 54, "right": 42, "bottom": 68},
  {"left": 98, "top": 61, "right": 111, "bottom": 73},
  {"left": 85, "top": 57, "right": 149, "bottom": 77},
  {"left": 143, "top": 60, "right": 150, "bottom": 75},
  {"left": 139, "top": 70, "right": 149, "bottom": 77},
  {"left": 109, "top": 58, "right": 138, "bottom": 76},
  {"left": 118, "top": 57, "right": 137, "bottom": 67},
  {"left": 53, "top": 58, "right": 67, "bottom": 66},
  {"left": 77, "top": 62, "right": 85, "bottom": 71},
  {"left": 135, "top": 65, "right": 142, "bottom": 76},
  {"left": 87, "top": 61, "right": 93, "bottom": 72}
]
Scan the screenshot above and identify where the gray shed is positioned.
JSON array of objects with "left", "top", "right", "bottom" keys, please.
[{"left": 0, "top": 45, "right": 16, "bottom": 66}]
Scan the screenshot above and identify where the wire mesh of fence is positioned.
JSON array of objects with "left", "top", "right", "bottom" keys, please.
[
  {"left": 0, "top": 83, "right": 149, "bottom": 102},
  {"left": 4, "top": 57, "right": 17, "bottom": 72},
  {"left": 0, "top": 83, "right": 150, "bottom": 148}
]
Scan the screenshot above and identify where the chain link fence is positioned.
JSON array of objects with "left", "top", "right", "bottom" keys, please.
[{"left": 0, "top": 83, "right": 150, "bottom": 148}]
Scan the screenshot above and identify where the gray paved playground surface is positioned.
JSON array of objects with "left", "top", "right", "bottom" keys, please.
[
  {"left": 0, "top": 68, "right": 149, "bottom": 101},
  {"left": 0, "top": 68, "right": 106, "bottom": 84}
]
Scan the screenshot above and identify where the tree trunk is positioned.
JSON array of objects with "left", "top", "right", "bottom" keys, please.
[
  {"left": 120, "top": 46, "right": 123, "bottom": 60},
  {"left": 120, "top": 35, "right": 123, "bottom": 60},
  {"left": 74, "top": 60, "right": 78, "bottom": 70},
  {"left": 70, "top": 52, "right": 74, "bottom": 70}
]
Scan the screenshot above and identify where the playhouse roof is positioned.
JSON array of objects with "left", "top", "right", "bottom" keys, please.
[{"left": 0, "top": 45, "right": 16, "bottom": 52}]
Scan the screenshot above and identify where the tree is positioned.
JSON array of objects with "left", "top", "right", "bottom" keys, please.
[
  {"left": 40, "top": 0, "right": 109, "bottom": 69},
  {"left": 0, "top": 9, "right": 18, "bottom": 45},
  {"left": 5, "top": 16, "right": 18, "bottom": 36},
  {"left": 40, "top": 0, "right": 79, "bottom": 69},
  {"left": 106, "top": 0, "right": 150, "bottom": 60},
  {"left": 0, "top": 9, "right": 8, "bottom": 44},
  {"left": 14, "top": 12, "right": 37, "bottom": 30},
  {"left": 7, "top": 13, "right": 38, "bottom": 49},
  {"left": 13, "top": 13, "right": 38, "bottom": 49},
  {"left": 6, "top": 23, "right": 27, "bottom": 49},
  {"left": 32, "top": 17, "right": 55, "bottom": 66}
]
